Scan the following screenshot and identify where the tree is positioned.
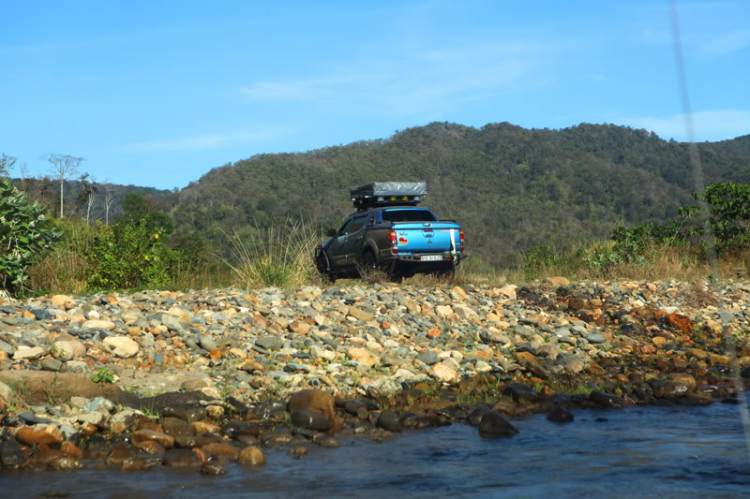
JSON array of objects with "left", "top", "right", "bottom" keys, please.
[
  {"left": 123, "top": 192, "right": 148, "bottom": 218},
  {"left": 102, "top": 182, "right": 116, "bottom": 226},
  {"left": 0, "top": 154, "right": 16, "bottom": 178},
  {"left": 0, "top": 178, "right": 61, "bottom": 293},
  {"left": 46, "top": 153, "right": 83, "bottom": 218},
  {"left": 77, "top": 173, "right": 97, "bottom": 225}
]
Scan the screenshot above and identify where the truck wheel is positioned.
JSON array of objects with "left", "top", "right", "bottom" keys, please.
[
  {"left": 316, "top": 252, "right": 336, "bottom": 283},
  {"left": 359, "top": 251, "right": 377, "bottom": 278}
]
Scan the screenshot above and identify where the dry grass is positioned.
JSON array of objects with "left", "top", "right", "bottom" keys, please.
[
  {"left": 27, "top": 249, "right": 89, "bottom": 294},
  {"left": 224, "top": 222, "right": 321, "bottom": 289}
]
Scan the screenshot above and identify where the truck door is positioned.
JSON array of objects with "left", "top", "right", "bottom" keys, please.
[{"left": 340, "top": 214, "right": 368, "bottom": 270}]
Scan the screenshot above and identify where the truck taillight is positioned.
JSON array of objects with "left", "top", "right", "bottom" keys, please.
[
  {"left": 390, "top": 230, "right": 397, "bottom": 255},
  {"left": 459, "top": 230, "right": 465, "bottom": 253}
]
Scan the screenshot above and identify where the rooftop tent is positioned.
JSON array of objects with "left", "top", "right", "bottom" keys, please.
[{"left": 350, "top": 182, "right": 427, "bottom": 208}]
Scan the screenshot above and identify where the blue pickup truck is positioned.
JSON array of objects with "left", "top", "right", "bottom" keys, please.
[{"left": 315, "top": 182, "right": 464, "bottom": 281}]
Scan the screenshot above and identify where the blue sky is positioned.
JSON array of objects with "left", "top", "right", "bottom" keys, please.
[{"left": 1, "top": 0, "right": 749, "bottom": 190}]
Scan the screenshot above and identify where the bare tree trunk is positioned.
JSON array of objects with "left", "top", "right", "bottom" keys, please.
[{"left": 60, "top": 178, "right": 64, "bottom": 218}]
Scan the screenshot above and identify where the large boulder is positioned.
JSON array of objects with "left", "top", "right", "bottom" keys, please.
[{"left": 287, "top": 389, "right": 335, "bottom": 429}]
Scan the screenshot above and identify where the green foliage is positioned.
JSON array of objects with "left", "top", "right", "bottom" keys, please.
[
  {"left": 697, "top": 182, "right": 750, "bottom": 253},
  {"left": 85, "top": 217, "right": 175, "bottom": 290},
  {"left": 523, "top": 244, "right": 560, "bottom": 280},
  {"left": 91, "top": 368, "right": 115, "bottom": 384},
  {"left": 0, "top": 178, "right": 61, "bottom": 293}
]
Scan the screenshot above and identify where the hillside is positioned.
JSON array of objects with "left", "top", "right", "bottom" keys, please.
[{"left": 169, "top": 122, "right": 750, "bottom": 268}]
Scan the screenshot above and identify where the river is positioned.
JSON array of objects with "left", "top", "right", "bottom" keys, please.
[{"left": 3, "top": 400, "right": 749, "bottom": 498}]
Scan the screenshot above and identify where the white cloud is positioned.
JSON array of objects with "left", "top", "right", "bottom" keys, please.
[
  {"left": 240, "top": 42, "right": 542, "bottom": 116},
  {"left": 700, "top": 29, "right": 750, "bottom": 56},
  {"left": 123, "top": 128, "right": 290, "bottom": 153},
  {"left": 623, "top": 109, "right": 750, "bottom": 141}
]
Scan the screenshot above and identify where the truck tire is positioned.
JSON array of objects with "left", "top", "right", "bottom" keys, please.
[
  {"left": 316, "top": 252, "right": 336, "bottom": 283},
  {"left": 359, "top": 251, "right": 377, "bottom": 278}
]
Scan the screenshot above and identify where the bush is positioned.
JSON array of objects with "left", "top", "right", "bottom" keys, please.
[
  {"left": 0, "top": 178, "right": 60, "bottom": 293},
  {"left": 523, "top": 244, "right": 560, "bottom": 280},
  {"left": 85, "top": 217, "right": 175, "bottom": 290}
]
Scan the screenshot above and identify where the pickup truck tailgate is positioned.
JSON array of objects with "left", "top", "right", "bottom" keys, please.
[{"left": 393, "top": 222, "right": 461, "bottom": 253}]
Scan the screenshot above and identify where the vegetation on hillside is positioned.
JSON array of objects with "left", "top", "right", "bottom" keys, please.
[{"left": 173, "top": 122, "right": 750, "bottom": 268}]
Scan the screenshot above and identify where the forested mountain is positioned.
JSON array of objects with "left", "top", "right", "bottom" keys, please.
[{"left": 169, "top": 122, "right": 750, "bottom": 267}]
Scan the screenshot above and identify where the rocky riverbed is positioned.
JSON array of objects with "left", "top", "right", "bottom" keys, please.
[{"left": 1, "top": 278, "right": 750, "bottom": 475}]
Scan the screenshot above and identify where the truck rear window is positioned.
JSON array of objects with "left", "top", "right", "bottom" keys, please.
[{"left": 382, "top": 210, "right": 437, "bottom": 222}]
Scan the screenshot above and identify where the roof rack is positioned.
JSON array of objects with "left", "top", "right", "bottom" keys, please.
[{"left": 350, "top": 182, "right": 427, "bottom": 208}]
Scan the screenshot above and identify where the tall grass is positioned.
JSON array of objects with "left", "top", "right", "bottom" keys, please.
[
  {"left": 27, "top": 220, "right": 95, "bottom": 294},
  {"left": 224, "top": 222, "right": 321, "bottom": 289}
]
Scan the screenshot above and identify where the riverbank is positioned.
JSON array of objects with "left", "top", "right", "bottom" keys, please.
[{"left": 1, "top": 278, "right": 749, "bottom": 475}]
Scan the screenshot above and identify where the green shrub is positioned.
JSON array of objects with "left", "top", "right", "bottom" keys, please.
[
  {"left": 85, "top": 217, "right": 175, "bottom": 290},
  {"left": 523, "top": 244, "right": 560, "bottom": 280},
  {"left": 0, "top": 178, "right": 61, "bottom": 293}
]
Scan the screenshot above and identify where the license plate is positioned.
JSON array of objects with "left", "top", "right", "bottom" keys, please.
[{"left": 420, "top": 255, "right": 443, "bottom": 261}]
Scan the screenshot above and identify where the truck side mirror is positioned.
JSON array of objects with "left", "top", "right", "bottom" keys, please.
[{"left": 326, "top": 228, "right": 338, "bottom": 237}]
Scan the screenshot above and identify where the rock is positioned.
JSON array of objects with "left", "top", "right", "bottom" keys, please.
[
  {"left": 15, "top": 424, "right": 63, "bottom": 446},
  {"left": 503, "top": 383, "right": 539, "bottom": 402},
  {"left": 589, "top": 391, "right": 627, "bottom": 408},
  {"left": 0, "top": 381, "right": 13, "bottom": 402},
  {"left": 12, "top": 346, "right": 45, "bottom": 360},
  {"left": 655, "top": 381, "right": 691, "bottom": 398},
  {"left": 310, "top": 345, "right": 336, "bottom": 362},
  {"left": 586, "top": 333, "right": 606, "bottom": 344},
  {"left": 181, "top": 379, "right": 209, "bottom": 391},
  {"left": 201, "top": 443, "right": 240, "bottom": 460},
  {"left": 51, "top": 295, "right": 76, "bottom": 310},
  {"left": 478, "top": 411, "right": 519, "bottom": 437},
  {"left": 365, "top": 378, "right": 403, "bottom": 399},
  {"left": 547, "top": 406, "right": 574, "bottom": 423},
  {"left": 238, "top": 446, "right": 266, "bottom": 466},
  {"left": 256, "top": 336, "right": 283, "bottom": 351},
  {"left": 78, "top": 411, "right": 109, "bottom": 427},
  {"left": 48, "top": 456, "right": 84, "bottom": 471},
  {"left": 52, "top": 341, "right": 78, "bottom": 361},
  {"left": 291, "top": 410, "right": 331, "bottom": 431},
  {"left": 201, "top": 458, "right": 226, "bottom": 475},
  {"left": 741, "top": 366, "right": 750, "bottom": 379},
  {"left": 82, "top": 319, "right": 116, "bottom": 330},
  {"left": 545, "top": 276, "right": 570, "bottom": 287},
  {"left": 41, "top": 358, "right": 63, "bottom": 371},
  {"left": 288, "top": 446, "right": 308, "bottom": 457},
  {"left": 432, "top": 362, "right": 459, "bottom": 382},
  {"left": 348, "top": 307, "right": 374, "bottom": 322},
  {"left": 199, "top": 336, "right": 217, "bottom": 351},
  {"left": 163, "top": 448, "right": 202, "bottom": 469},
  {"left": 416, "top": 350, "right": 439, "bottom": 365},
  {"left": 162, "top": 417, "right": 196, "bottom": 437},
  {"left": 0, "top": 440, "right": 25, "bottom": 469},
  {"left": 287, "top": 389, "right": 336, "bottom": 426},
  {"left": 435, "top": 305, "right": 453, "bottom": 318},
  {"left": 347, "top": 347, "right": 378, "bottom": 366},
  {"left": 498, "top": 285, "right": 517, "bottom": 299},
  {"left": 453, "top": 305, "right": 479, "bottom": 321},
  {"left": 103, "top": 336, "right": 139, "bottom": 358},
  {"left": 480, "top": 330, "right": 510, "bottom": 344},
  {"left": 468, "top": 405, "right": 493, "bottom": 426},
  {"left": 558, "top": 354, "right": 587, "bottom": 373},
  {"left": 667, "top": 373, "right": 696, "bottom": 390},
  {"left": 376, "top": 410, "right": 402, "bottom": 432},
  {"left": 133, "top": 429, "right": 175, "bottom": 449}
]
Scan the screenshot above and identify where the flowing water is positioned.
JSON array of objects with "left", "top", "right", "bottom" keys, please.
[{"left": 3, "top": 401, "right": 750, "bottom": 498}]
